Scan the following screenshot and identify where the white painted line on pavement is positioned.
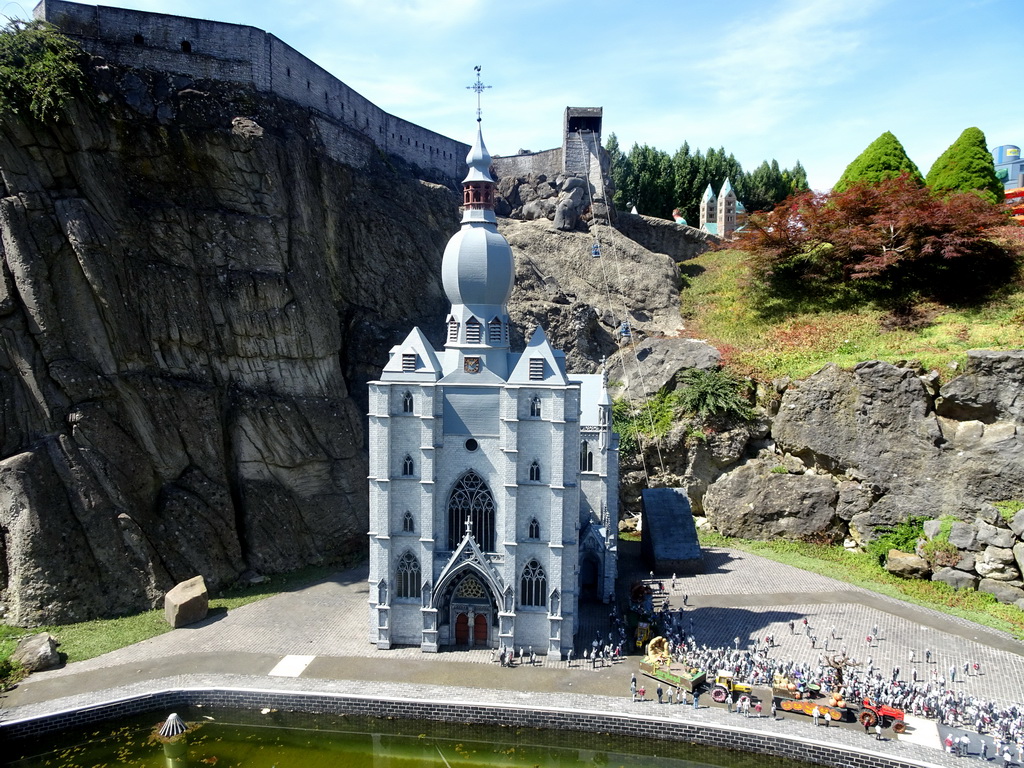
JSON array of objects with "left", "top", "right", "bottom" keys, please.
[{"left": 268, "top": 655, "right": 316, "bottom": 677}]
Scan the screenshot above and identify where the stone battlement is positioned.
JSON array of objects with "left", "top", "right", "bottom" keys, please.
[{"left": 33, "top": 0, "right": 469, "bottom": 179}]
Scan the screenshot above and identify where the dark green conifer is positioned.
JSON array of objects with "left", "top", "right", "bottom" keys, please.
[
  {"left": 925, "top": 127, "right": 1003, "bottom": 203},
  {"left": 833, "top": 131, "right": 923, "bottom": 192}
]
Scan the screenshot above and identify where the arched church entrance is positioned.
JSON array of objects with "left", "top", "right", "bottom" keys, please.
[
  {"left": 580, "top": 554, "right": 601, "bottom": 601},
  {"left": 441, "top": 571, "right": 497, "bottom": 649}
]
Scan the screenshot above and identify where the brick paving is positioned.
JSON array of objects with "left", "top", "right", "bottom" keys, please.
[{"left": 3, "top": 543, "right": 1024, "bottom": 767}]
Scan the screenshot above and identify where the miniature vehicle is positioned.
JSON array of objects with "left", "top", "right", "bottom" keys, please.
[
  {"left": 771, "top": 675, "right": 821, "bottom": 701},
  {"left": 640, "top": 660, "right": 707, "bottom": 692},
  {"left": 635, "top": 621, "right": 651, "bottom": 649},
  {"left": 710, "top": 670, "right": 752, "bottom": 703},
  {"left": 858, "top": 699, "right": 907, "bottom": 733}
]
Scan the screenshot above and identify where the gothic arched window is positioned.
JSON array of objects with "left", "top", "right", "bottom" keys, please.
[
  {"left": 396, "top": 551, "right": 421, "bottom": 599},
  {"left": 447, "top": 318, "right": 459, "bottom": 343},
  {"left": 520, "top": 559, "right": 547, "bottom": 608},
  {"left": 530, "top": 396, "right": 542, "bottom": 418},
  {"left": 465, "top": 318, "right": 482, "bottom": 344},
  {"left": 528, "top": 518, "right": 540, "bottom": 540},
  {"left": 402, "top": 391, "right": 414, "bottom": 414},
  {"left": 447, "top": 470, "right": 495, "bottom": 551},
  {"left": 402, "top": 455, "right": 414, "bottom": 477},
  {"left": 402, "top": 510, "right": 415, "bottom": 533},
  {"left": 580, "top": 441, "right": 594, "bottom": 472},
  {"left": 529, "top": 461, "right": 541, "bottom": 482}
]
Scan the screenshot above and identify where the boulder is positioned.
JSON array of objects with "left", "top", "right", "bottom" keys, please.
[
  {"left": 937, "top": 350, "right": 1024, "bottom": 424},
  {"left": 1010, "top": 510, "right": 1024, "bottom": 538},
  {"left": 607, "top": 337, "right": 721, "bottom": 401},
  {"left": 978, "top": 578, "right": 1024, "bottom": 605},
  {"left": 948, "top": 522, "right": 980, "bottom": 551},
  {"left": 1014, "top": 542, "right": 1024, "bottom": 576},
  {"left": 885, "top": 550, "right": 931, "bottom": 579},
  {"left": 836, "top": 481, "right": 873, "bottom": 522},
  {"left": 976, "top": 520, "right": 1015, "bottom": 548},
  {"left": 772, "top": 360, "right": 1024, "bottom": 526},
  {"left": 164, "top": 575, "right": 209, "bottom": 628},
  {"left": 923, "top": 519, "right": 942, "bottom": 540},
  {"left": 931, "top": 567, "right": 977, "bottom": 590},
  {"left": 703, "top": 460, "right": 841, "bottom": 540},
  {"left": 955, "top": 551, "right": 977, "bottom": 572},
  {"left": 974, "top": 547, "right": 1020, "bottom": 581},
  {"left": 10, "top": 632, "right": 61, "bottom": 672}
]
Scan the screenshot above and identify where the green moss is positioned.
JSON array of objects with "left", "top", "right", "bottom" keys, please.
[{"left": 993, "top": 500, "right": 1024, "bottom": 522}]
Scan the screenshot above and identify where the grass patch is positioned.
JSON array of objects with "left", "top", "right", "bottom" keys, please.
[
  {"left": 682, "top": 249, "right": 1024, "bottom": 381},
  {"left": 994, "top": 500, "right": 1024, "bottom": 522},
  {"left": 2, "top": 562, "right": 346, "bottom": 665},
  {"left": 697, "top": 530, "right": 1024, "bottom": 641}
]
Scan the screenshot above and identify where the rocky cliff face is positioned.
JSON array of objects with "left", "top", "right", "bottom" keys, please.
[
  {"left": 0, "top": 55, "right": 692, "bottom": 626},
  {"left": 0, "top": 60, "right": 462, "bottom": 625}
]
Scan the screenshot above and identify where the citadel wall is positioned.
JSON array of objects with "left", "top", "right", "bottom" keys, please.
[
  {"left": 492, "top": 148, "right": 562, "bottom": 180},
  {"left": 34, "top": 0, "right": 469, "bottom": 179}
]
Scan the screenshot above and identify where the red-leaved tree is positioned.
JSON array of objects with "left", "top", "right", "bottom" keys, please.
[{"left": 739, "top": 174, "right": 1018, "bottom": 309}]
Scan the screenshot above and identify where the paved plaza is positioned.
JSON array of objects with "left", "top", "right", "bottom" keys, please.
[{"left": 3, "top": 543, "right": 1024, "bottom": 766}]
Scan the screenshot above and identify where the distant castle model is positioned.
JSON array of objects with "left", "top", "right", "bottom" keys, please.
[
  {"left": 491, "top": 107, "right": 614, "bottom": 223},
  {"left": 699, "top": 179, "right": 745, "bottom": 238},
  {"left": 366, "top": 119, "right": 619, "bottom": 654},
  {"left": 34, "top": 0, "right": 469, "bottom": 179}
]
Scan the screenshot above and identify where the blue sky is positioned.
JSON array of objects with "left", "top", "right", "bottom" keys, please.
[{"left": 8, "top": 0, "right": 1022, "bottom": 191}]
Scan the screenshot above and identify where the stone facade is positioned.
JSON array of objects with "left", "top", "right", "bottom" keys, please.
[{"left": 34, "top": 0, "right": 468, "bottom": 180}]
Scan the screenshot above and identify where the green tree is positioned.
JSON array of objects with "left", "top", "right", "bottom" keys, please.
[
  {"left": 0, "top": 19, "right": 85, "bottom": 123},
  {"left": 788, "top": 160, "right": 809, "bottom": 193},
  {"left": 925, "top": 127, "right": 1004, "bottom": 204},
  {"left": 605, "top": 132, "right": 630, "bottom": 211},
  {"left": 833, "top": 131, "right": 923, "bottom": 192}
]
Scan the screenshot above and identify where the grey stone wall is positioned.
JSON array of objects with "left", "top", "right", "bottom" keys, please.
[
  {"left": 34, "top": 0, "right": 468, "bottom": 179},
  {"left": 492, "top": 149, "right": 563, "bottom": 180}
]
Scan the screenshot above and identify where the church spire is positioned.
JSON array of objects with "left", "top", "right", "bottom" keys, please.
[{"left": 440, "top": 68, "right": 514, "bottom": 362}]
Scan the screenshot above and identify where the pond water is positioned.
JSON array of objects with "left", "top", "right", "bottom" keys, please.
[{"left": 10, "top": 707, "right": 826, "bottom": 768}]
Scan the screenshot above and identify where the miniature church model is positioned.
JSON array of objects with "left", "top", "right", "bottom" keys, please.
[
  {"left": 367, "top": 114, "right": 618, "bottom": 656},
  {"left": 699, "top": 178, "right": 739, "bottom": 238}
]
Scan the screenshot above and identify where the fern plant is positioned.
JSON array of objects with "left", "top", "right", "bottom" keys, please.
[{"left": 675, "top": 368, "right": 753, "bottom": 422}]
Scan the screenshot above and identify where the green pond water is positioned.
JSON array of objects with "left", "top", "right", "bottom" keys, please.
[{"left": 10, "top": 707, "right": 825, "bottom": 768}]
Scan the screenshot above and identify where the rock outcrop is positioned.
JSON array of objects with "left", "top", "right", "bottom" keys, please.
[
  {"left": 0, "top": 60, "right": 462, "bottom": 625},
  {"left": 501, "top": 218, "right": 684, "bottom": 374},
  {"left": 703, "top": 459, "right": 841, "bottom": 541}
]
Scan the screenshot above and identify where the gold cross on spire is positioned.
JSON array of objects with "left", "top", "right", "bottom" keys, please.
[{"left": 466, "top": 65, "right": 491, "bottom": 123}]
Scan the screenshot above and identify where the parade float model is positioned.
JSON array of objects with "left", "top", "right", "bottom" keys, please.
[{"left": 639, "top": 637, "right": 707, "bottom": 692}]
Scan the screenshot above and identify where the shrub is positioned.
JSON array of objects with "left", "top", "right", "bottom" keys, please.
[
  {"left": 866, "top": 516, "right": 925, "bottom": 565},
  {"left": 770, "top": 465, "right": 789, "bottom": 474},
  {"left": 675, "top": 368, "right": 752, "bottom": 422},
  {"left": 0, "top": 656, "right": 27, "bottom": 691},
  {"left": 739, "top": 175, "right": 1017, "bottom": 310},
  {"left": 921, "top": 538, "right": 960, "bottom": 567},
  {"left": 0, "top": 19, "right": 86, "bottom": 123}
]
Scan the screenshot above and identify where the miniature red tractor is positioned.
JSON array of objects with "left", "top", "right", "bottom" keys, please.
[{"left": 858, "top": 699, "right": 907, "bottom": 733}]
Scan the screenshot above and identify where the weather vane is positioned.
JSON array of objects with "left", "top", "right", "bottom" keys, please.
[{"left": 466, "top": 65, "right": 491, "bottom": 123}]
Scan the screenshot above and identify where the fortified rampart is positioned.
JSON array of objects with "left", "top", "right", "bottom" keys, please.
[
  {"left": 33, "top": 0, "right": 469, "bottom": 179},
  {"left": 492, "top": 148, "right": 562, "bottom": 180}
]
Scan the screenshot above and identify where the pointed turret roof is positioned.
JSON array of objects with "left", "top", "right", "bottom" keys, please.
[
  {"left": 719, "top": 177, "right": 736, "bottom": 198},
  {"left": 463, "top": 124, "right": 495, "bottom": 184},
  {"left": 701, "top": 184, "right": 716, "bottom": 202}
]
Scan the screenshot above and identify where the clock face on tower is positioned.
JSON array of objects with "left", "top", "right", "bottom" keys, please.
[{"left": 464, "top": 356, "right": 481, "bottom": 374}]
